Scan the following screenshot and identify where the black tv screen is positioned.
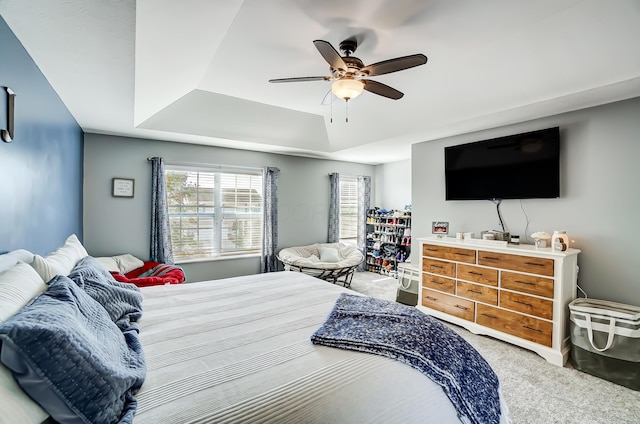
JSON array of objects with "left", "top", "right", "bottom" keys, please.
[{"left": 445, "top": 127, "right": 560, "bottom": 200}]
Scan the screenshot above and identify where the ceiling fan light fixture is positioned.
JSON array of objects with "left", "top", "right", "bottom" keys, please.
[{"left": 331, "top": 78, "right": 364, "bottom": 100}]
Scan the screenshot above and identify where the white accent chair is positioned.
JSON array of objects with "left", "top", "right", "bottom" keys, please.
[{"left": 277, "top": 243, "right": 364, "bottom": 288}]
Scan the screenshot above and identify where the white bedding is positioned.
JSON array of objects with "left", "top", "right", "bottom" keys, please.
[{"left": 135, "top": 271, "right": 506, "bottom": 423}]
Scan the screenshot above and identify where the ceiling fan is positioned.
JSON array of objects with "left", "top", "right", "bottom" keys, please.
[{"left": 269, "top": 38, "right": 427, "bottom": 103}]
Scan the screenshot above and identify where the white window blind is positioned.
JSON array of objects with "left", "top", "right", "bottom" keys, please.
[
  {"left": 165, "top": 165, "right": 263, "bottom": 261},
  {"left": 339, "top": 176, "right": 358, "bottom": 244}
]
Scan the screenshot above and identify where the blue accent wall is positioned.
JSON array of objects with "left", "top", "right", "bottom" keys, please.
[{"left": 0, "top": 16, "right": 83, "bottom": 255}]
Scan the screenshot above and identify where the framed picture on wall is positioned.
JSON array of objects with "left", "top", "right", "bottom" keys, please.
[{"left": 112, "top": 178, "right": 135, "bottom": 198}]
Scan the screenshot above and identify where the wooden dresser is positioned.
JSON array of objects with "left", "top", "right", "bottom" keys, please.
[{"left": 418, "top": 237, "right": 580, "bottom": 366}]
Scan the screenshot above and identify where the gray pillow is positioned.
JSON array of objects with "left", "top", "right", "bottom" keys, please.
[{"left": 69, "top": 256, "right": 143, "bottom": 330}]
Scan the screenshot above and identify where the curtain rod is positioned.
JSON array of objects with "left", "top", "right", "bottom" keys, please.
[{"left": 147, "top": 157, "right": 279, "bottom": 173}]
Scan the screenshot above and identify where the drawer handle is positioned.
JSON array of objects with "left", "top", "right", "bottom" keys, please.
[
  {"left": 515, "top": 280, "right": 535, "bottom": 286},
  {"left": 454, "top": 252, "right": 473, "bottom": 257},
  {"left": 454, "top": 304, "right": 469, "bottom": 310},
  {"left": 514, "top": 299, "right": 533, "bottom": 307},
  {"left": 467, "top": 289, "right": 482, "bottom": 294},
  {"left": 522, "top": 325, "right": 542, "bottom": 333},
  {"left": 431, "top": 265, "right": 443, "bottom": 269},
  {"left": 425, "top": 248, "right": 438, "bottom": 252},
  {"left": 481, "top": 313, "right": 497, "bottom": 319},
  {"left": 524, "top": 262, "right": 546, "bottom": 267},
  {"left": 430, "top": 280, "right": 443, "bottom": 285},
  {"left": 425, "top": 296, "right": 438, "bottom": 301},
  {"left": 482, "top": 256, "right": 500, "bottom": 261},
  {"left": 468, "top": 271, "right": 484, "bottom": 276}
]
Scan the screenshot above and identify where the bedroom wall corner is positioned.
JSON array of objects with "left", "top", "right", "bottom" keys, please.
[
  {"left": 411, "top": 97, "right": 640, "bottom": 306},
  {"left": 0, "top": 16, "right": 84, "bottom": 255},
  {"left": 82, "top": 134, "right": 375, "bottom": 281},
  {"left": 374, "top": 159, "right": 411, "bottom": 210}
]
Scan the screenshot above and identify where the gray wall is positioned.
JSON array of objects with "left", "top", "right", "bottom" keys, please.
[
  {"left": 412, "top": 96, "right": 640, "bottom": 306},
  {"left": 374, "top": 159, "right": 412, "bottom": 210},
  {"left": 83, "top": 134, "right": 375, "bottom": 282}
]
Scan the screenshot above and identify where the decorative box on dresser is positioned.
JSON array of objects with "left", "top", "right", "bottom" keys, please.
[{"left": 417, "top": 237, "right": 580, "bottom": 366}]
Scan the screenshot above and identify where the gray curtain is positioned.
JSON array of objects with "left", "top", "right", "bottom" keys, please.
[
  {"left": 357, "top": 175, "right": 371, "bottom": 270},
  {"left": 261, "top": 166, "right": 280, "bottom": 273},
  {"left": 328, "top": 173, "right": 340, "bottom": 243},
  {"left": 150, "top": 157, "right": 174, "bottom": 264}
]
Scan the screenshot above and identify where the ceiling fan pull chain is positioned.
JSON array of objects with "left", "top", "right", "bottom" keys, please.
[{"left": 345, "top": 99, "right": 349, "bottom": 123}]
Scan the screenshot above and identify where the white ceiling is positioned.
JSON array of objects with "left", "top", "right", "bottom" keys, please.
[{"left": 2, "top": 0, "right": 640, "bottom": 164}]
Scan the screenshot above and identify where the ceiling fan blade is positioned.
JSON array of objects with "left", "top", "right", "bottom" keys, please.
[
  {"left": 361, "top": 54, "right": 427, "bottom": 77},
  {"left": 269, "top": 76, "right": 330, "bottom": 83},
  {"left": 313, "top": 40, "right": 347, "bottom": 72},
  {"left": 362, "top": 80, "right": 404, "bottom": 100}
]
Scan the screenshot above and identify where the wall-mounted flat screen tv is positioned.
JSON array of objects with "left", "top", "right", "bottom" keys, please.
[{"left": 445, "top": 127, "right": 560, "bottom": 200}]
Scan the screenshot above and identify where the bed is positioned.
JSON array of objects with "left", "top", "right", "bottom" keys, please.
[{"left": 0, "top": 235, "right": 509, "bottom": 424}]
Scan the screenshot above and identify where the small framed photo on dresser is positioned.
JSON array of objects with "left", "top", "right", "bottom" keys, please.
[
  {"left": 112, "top": 178, "right": 135, "bottom": 198},
  {"left": 432, "top": 221, "right": 449, "bottom": 234}
]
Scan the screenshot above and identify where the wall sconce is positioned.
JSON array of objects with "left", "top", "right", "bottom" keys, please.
[{"left": 2, "top": 87, "right": 16, "bottom": 143}]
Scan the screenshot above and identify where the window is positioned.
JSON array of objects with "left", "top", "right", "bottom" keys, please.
[
  {"left": 165, "top": 165, "right": 263, "bottom": 261},
  {"left": 339, "top": 176, "right": 358, "bottom": 244}
]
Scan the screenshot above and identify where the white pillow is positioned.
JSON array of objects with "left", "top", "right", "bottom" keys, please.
[
  {"left": 95, "top": 257, "right": 120, "bottom": 273},
  {"left": 0, "top": 262, "right": 47, "bottom": 324},
  {"left": 0, "top": 250, "right": 34, "bottom": 273},
  {"left": 30, "top": 234, "right": 88, "bottom": 282},
  {"left": 113, "top": 254, "right": 144, "bottom": 274},
  {"left": 0, "top": 364, "right": 49, "bottom": 424},
  {"left": 0, "top": 262, "right": 50, "bottom": 423},
  {"left": 318, "top": 247, "right": 340, "bottom": 263}
]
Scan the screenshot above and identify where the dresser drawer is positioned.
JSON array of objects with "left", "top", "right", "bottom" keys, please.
[
  {"left": 477, "top": 304, "right": 552, "bottom": 347},
  {"left": 500, "top": 291, "right": 553, "bottom": 320},
  {"left": 457, "top": 264, "right": 498, "bottom": 286},
  {"left": 422, "top": 288, "right": 475, "bottom": 321},
  {"left": 478, "top": 251, "right": 554, "bottom": 276},
  {"left": 422, "top": 244, "right": 476, "bottom": 264},
  {"left": 457, "top": 281, "right": 498, "bottom": 305},
  {"left": 422, "top": 274, "right": 455, "bottom": 294},
  {"left": 501, "top": 271, "right": 554, "bottom": 298},
  {"left": 422, "top": 258, "right": 455, "bottom": 277}
]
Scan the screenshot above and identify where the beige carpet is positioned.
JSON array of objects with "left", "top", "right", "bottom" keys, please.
[
  {"left": 348, "top": 270, "right": 398, "bottom": 301},
  {"left": 348, "top": 271, "right": 640, "bottom": 424}
]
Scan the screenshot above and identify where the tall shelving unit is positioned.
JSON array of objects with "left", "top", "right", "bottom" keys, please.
[{"left": 365, "top": 209, "right": 411, "bottom": 277}]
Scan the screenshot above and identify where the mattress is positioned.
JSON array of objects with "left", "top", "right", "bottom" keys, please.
[{"left": 135, "top": 271, "right": 506, "bottom": 423}]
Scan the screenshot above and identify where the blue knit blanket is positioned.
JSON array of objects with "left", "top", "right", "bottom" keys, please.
[
  {"left": 311, "top": 294, "right": 502, "bottom": 424},
  {"left": 0, "top": 257, "right": 145, "bottom": 424}
]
